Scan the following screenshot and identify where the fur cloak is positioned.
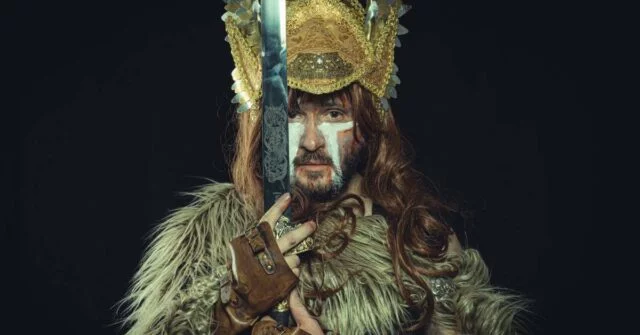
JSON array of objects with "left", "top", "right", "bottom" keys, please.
[{"left": 119, "top": 183, "right": 527, "bottom": 334}]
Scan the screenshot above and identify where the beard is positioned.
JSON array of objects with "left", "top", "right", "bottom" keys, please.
[{"left": 292, "top": 148, "right": 363, "bottom": 202}]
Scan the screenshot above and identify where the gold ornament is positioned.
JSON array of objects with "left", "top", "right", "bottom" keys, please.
[
  {"left": 222, "top": 0, "right": 410, "bottom": 115},
  {"left": 274, "top": 216, "right": 315, "bottom": 256}
]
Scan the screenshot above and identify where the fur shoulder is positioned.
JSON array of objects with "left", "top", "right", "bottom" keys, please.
[
  {"left": 118, "top": 182, "right": 255, "bottom": 334},
  {"left": 301, "top": 209, "right": 529, "bottom": 335},
  {"left": 451, "top": 248, "right": 531, "bottom": 335}
]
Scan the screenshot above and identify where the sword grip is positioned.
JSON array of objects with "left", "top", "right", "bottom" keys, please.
[{"left": 269, "top": 308, "right": 292, "bottom": 327}]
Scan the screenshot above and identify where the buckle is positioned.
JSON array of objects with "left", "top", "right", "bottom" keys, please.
[{"left": 257, "top": 249, "right": 276, "bottom": 274}]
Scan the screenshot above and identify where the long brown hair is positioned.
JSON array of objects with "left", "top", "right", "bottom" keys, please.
[{"left": 230, "top": 83, "right": 455, "bottom": 331}]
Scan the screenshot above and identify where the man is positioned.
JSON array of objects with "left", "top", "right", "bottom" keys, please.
[{"left": 120, "top": 0, "right": 527, "bottom": 334}]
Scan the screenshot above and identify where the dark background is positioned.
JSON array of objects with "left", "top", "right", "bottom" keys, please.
[{"left": 8, "top": 0, "right": 599, "bottom": 334}]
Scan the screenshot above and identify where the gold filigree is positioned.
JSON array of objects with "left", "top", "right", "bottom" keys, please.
[
  {"left": 289, "top": 52, "right": 354, "bottom": 80},
  {"left": 223, "top": 0, "right": 408, "bottom": 115},
  {"left": 274, "top": 299, "right": 290, "bottom": 312},
  {"left": 287, "top": 0, "right": 374, "bottom": 95}
]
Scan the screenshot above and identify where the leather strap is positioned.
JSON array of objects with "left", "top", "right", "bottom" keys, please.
[{"left": 245, "top": 224, "right": 266, "bottom": 253}]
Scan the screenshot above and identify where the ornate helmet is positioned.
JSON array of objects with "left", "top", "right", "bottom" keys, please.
[{"left": 222, "top": 0, "right": 410, "bottom": 116}]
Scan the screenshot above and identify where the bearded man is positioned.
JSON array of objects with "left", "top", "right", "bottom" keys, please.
[{"left": 120, "top": 1, "right": 527, "bottom": 334}]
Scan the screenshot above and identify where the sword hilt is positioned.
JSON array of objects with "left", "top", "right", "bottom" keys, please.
[
  {"left": 270, "top": 299, "right": 292, "bottom": 326},
  {"left": 270, "top": 217, "right": 315, "bottom": 327}
]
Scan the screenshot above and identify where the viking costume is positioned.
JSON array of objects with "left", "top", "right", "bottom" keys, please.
[{"left": 120, "top": 1, "right": 528, "bottom": 334}]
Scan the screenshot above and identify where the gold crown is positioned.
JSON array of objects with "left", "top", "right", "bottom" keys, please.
[{"left": 222, "top": 0, "right": 410, "bottom": 114}]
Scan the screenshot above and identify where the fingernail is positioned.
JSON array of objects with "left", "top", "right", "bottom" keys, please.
[{"left": 279, "top": 192, "right": 290, "bottom": 201}]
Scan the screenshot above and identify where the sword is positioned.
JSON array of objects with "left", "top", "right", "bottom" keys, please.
[{"left": 260, "top": 0, "right": 294, "bottom": 326}]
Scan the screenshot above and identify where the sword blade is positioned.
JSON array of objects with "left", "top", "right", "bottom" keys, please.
[
  {"left": 261, "top": 0, "right": 290, "bottom": 215},
  {"left": 261, "top": 4, "right": 293, "bottom": 325}
]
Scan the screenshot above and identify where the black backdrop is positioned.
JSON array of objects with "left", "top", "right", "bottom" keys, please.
[{"left": 9, "top": 0, "right": 598, "bottom": 334}]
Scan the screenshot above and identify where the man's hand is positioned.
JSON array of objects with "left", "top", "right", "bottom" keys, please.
[
  {"left": 219, "top": 193, "right": 316, "bottom": 334},
  {"left": 259, "top": 193, "right": 317, "bottom": 275},
  {"left": 254, "top": 289, "right": 324, "bottom": 335}
]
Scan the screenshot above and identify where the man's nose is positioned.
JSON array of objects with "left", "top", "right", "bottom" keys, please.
[{"left": 300, "top": 121, "right": 325, "bottom": 151}]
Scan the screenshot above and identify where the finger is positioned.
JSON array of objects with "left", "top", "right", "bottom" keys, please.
[
  {"left": 289, "top": 289, "right": 323, "bottom": 334},
  {"left": 284, "top": 255, "right": 301, "bottom": 270},
  {"left": 289, "top": 289, "right": 309, "bottom": 320},
  {"left": 259, "top": 193, "right": 291, "bottom": 231},
  {"left": 277, "top": 220, "right": 316, "bottom": 254},
  {"left": 292, "top": 267, "right": 300, "bottom": 277}
]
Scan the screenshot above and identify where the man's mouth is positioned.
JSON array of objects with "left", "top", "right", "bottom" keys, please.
[
  {"left": 298, "top": 161, "right": 330, "bottom": 166},
  {"left": 296, "top": 161, "right": 332, "bottom": 172}
]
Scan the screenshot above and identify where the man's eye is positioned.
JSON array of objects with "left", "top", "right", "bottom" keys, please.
[
  {"left": 288, "top": 109, "right": 302, "bottom": 119},
  {"left": 327, "top": 110, "right": 344, "bottom": 119}
]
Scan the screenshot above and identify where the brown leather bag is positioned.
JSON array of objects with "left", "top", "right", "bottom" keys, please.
[{"left": 212, "top": 221, "right": 299, "bottom": 334}]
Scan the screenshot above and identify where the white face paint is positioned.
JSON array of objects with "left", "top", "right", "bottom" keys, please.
[
  {"left": 317, "top": 122, "right": 353, "bottom": 188},
  {"left": 288, "top": 122, "right": 305, "bottom": 181},
  {"left": 288, "top": 121, "right": 354, "bottom": 189}
]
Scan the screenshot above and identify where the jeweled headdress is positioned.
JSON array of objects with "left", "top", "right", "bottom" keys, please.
[{"left": 222, "top": 0, "right": 410, "bottom": 115}]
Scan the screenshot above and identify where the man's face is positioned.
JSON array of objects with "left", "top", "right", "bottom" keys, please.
[{"left": 288, "top": 93, "right": 365, "bottom": 201}]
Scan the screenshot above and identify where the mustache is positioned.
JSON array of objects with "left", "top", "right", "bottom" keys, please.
[{"left": 293, "top": 151, "right": 333, "bottom": 166}]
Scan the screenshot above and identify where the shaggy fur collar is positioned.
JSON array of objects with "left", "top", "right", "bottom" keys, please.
[{"left": 120, "top": 183, "right": 528, "bottom": 335}]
